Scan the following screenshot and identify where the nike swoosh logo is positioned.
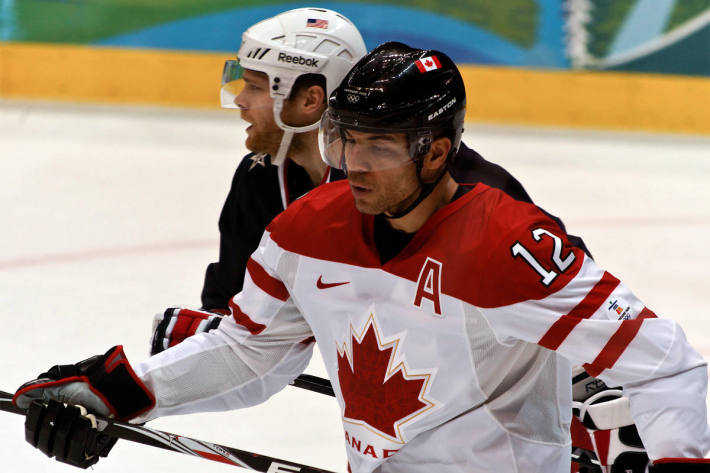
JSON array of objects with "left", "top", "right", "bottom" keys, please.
[{"left": 316, "top": 275, "right": 350, "bottom": 289}]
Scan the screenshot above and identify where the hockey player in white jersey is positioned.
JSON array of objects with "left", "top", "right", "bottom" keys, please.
[
  {"left": 12, "top": 43, "right": 710, "bottom": 472},
  {"left": 151, "top": 8, "right": 626, "bottom": 472}
]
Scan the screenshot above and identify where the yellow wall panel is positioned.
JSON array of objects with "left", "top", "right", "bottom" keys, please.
[
  {"left": 460, "top": 66, "right": 710, "bottom": 134},
  {"left": 2, "top": 43, "right": 709, "bottom": 134},
  {"left": 0, "top": 43, "right": 226, "bottom": 108}
]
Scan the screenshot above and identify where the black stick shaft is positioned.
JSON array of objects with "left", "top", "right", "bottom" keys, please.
[
  {"left": 2, "top": 387, "right": 600, "bottom": 471},
  {"left": 291, "top": 374, "right": 334, "bottom": 397},
  {"left": 0, "top": 390, "right": 337, "bottom": 473}
]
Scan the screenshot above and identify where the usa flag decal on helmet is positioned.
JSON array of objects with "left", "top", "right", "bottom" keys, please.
[{"left": 307, "top": 18, "right": 329, "bottom": 29}]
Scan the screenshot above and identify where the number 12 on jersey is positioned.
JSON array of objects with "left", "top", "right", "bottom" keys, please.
[{"left": 510, "top": 228, "right": 576, "bottom": 286}]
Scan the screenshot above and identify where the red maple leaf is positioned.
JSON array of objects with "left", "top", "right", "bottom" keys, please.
[
  {"left": 337, "top": 320, "right": 430, "bottom": 439},
  {"left": 424, "top": 59, "right": 433, "bottom": 68}
]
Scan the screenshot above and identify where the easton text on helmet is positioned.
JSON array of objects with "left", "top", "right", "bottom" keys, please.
[{"left": 427, "top": 98, "right": 457, "bottom": 121}]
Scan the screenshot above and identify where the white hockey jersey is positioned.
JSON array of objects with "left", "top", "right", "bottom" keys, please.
[{"left": 135, "top": 181, "right": 710, "bottom": 473}]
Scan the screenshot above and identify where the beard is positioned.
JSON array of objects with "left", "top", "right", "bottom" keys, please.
[{"left": 245, "top": 125, "right": 284, "bottom": 157}]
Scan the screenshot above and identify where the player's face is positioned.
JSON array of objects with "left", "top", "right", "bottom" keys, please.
[
  {"left": 343, "top": 130, "right": 420, "bottom": 215},
  {"left": 235, "top": 69, "right": 283, "bottom": 155}
]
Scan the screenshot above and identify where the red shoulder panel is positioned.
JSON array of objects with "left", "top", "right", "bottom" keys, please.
[
  {"left": 267, "top": 181, "right": 584, "bottom": 308},
  {"left": 267, "top": 181, "right": 381, "bottom": 268}
]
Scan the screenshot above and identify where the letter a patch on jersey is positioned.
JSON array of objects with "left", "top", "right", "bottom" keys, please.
[{"left": 414, "top": 257, "right": 443, "bottom": 316}]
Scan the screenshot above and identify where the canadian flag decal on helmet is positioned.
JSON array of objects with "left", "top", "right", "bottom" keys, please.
[{"left": 415, "top": 55, "right": 441, "bottom": 73}]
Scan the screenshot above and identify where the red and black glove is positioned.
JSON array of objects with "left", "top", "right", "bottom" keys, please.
[
  {"left": 571, "top": 367, "right": 648, "bottom": 473},
  {"left": 573, "top": 389, "right": 648, "bottom": 473},
  {"left": 571, "top": 369, "right": 710, "bottom": 473},
  {"left": 13, "top": 346, "right": 155, "bottom": 468},
  {"left": 650, "top": 460, "right": 710, "bottom": 472},
  {"left": 150, "top": 307, "right": 225, "bottom": 356}
]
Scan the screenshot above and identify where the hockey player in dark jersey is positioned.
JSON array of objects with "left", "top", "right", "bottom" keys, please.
[
  {"left": 13, "top": 43, "right": 702, "bottom": 472},
  {"left": 198, "top": 8, "right": 365, "bottom": 312}
]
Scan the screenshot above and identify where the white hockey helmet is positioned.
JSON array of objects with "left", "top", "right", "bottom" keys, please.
[{"left": 221, "top": 8, "right": 367, "bottom": 164}]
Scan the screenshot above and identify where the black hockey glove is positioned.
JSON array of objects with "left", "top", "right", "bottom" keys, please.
[
  {"left": 150, "top": 307, "right": 225, "bottom": 355},
  {"left": 24, "top": 399, "right": 117, "bottom": 468},
  {"left": 13, "top": 346, "right": 155, "bottom": 468}
]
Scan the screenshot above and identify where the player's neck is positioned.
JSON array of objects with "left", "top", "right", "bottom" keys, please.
[
  {"left": 387, "top": 173, "right": 458, "bottom": 234},
  {"left": 287, "top": 131, "right": 328, "bottom": 186}
]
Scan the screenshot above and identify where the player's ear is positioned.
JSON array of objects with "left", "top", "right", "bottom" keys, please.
[
  {"left": 299, "top": 85, "right": 326, "bottom": 115},
  {"left": 421, "top": 136, "right": 451, "bottom": 180},
  {"left": 282, "top": 85, "right": 326, "bottom": 127}
]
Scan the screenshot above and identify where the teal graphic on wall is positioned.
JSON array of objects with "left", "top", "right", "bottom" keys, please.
[
  {"left": 1, "top": 0, "right": 708, "bottom": 76},
  {"left": 566, "top": 0, "right": 710, "bottom": 76}
]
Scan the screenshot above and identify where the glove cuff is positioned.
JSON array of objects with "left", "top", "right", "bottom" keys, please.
[
  {"left": 85, "top": 345, "right": 155, "bottom": 420},
  {"left": 15, "top": 346, "right": 155, "bottom": 421}
]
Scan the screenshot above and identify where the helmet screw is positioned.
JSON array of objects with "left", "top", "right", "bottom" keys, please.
[
  {"left": 272, "top": 85, "right": 279, "bottom": 91},
  {"left": 274, "top": 77, "right": 281, "bottom": 83}
]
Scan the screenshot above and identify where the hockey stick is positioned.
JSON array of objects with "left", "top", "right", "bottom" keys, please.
[
  {"left": 1, "top": 389, "right": 602, "bottom": 471},
  {"left": 291, "top": 374, "right": 334, "bottom": 397},
  {"left": 0, "top": 389, "right": 337, "bottom": 473}
]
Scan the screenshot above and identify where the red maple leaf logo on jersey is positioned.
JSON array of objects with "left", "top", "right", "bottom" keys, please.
[{"left": 337, "top": 316, "right": 434, "bottom": 440}]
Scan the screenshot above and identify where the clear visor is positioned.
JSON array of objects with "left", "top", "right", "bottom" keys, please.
[
  {"left": 319, "top": 113, "right": 415, "bottom": 172},
  {"left": 220, "top": 60, "right": 246, "bottom": 109}
]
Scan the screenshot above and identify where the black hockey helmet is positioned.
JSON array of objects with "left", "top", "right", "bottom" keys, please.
[{"left": 320, "top": 41, "right": 466, "bottom": 171}]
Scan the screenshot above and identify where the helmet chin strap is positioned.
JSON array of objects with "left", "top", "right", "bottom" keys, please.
[
  {"left": 383, "top": 163, "right": 447, "bottom": 220},
  {"left": 271, "top": 130, "right": 294, "bottom": 166},
  {"left": 271, "top": 98, "right": 320, "bottom": 166}
]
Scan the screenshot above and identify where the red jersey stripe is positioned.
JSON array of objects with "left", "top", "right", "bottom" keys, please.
[
  {"left": 229, "top": 299, "right": 267, "bottom": 335},
  {"left": 583, "top": 318, "right": 645, "bottom": 377},
  {"left": 247, "top": 257, "right": 289, "bottom": 301},
  {"left": 538, "top": 271, "right": 620, "bottom": 350},
  {"left": 538, "top": 315, "right": 584, "bottom": 351},
  {"left": 638, "top": 307, "right": 657, "bottom": 319}
]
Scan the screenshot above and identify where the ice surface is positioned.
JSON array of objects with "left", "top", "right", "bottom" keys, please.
[{"left": 1, "top": 101, "right": 709, "bottom": 472}]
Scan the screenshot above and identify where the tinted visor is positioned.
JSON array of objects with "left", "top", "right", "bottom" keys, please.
[{"left": 319, "top": 112, "right": 416, "bottom": 172}]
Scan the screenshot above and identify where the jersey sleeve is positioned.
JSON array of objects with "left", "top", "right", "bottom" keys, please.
[
  {"left": 201, "top": 160, "right": 252, "bottom": 310},
  {"left": 136, "top": 230, "right": 314, "bottom": 420},
  {"left": 478, "top": 212, "right": 710, "bottom": 461}
]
